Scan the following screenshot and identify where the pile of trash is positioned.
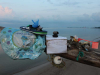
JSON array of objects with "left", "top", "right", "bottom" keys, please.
[{"left": 0, "top": 20, "right": 46, "bottom": 60}]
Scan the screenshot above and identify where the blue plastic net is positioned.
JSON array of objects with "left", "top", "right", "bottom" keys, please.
[{"left": 0, "top": 27, "right": 46, "bottom": 60}]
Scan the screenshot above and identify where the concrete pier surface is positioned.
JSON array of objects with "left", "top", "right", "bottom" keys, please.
[
  {"left": 14, "top": 59, "right": 100, "bottom": 75},
  {"left": 14, "top": 41, "right": 100, "bottom": 75}
]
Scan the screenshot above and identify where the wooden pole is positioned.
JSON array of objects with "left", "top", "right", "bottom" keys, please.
[{"left": 0, "top": 26, "right": 5, "bottom": 32}]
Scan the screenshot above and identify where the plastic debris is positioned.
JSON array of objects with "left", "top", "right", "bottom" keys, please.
[
  {"left": 0, "top": 27, "right": 46, "bottom": 60},
  {"left": 74, "top": 35, "right": 78, "bottom": 39},
  {"left": 32, "top": 19, "right": 39, "bottom": 28},
  {"left": 47, "top": 55, "right": 66, "bottom": 68},
  {"left": 54, "top": 56, "right": 62, "bottom": 64},
  {"left": 78, "top": 38, "right": 99, "bottom": 49},
  {"left": 92, "top": 42, "right": 99, "bottom": 49},
  {"left": 20, "top": 20, "right": 47, "bottom": 35},
  {"left": 76, "top": 51, "right": 84, "bottom": 61}
]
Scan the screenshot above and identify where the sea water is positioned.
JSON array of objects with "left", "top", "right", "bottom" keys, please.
[
  {"left": 0, "top": 27, "right": 100, "bottom": 75},
  {"left": 46, "top": 28, "right": 100, "bottom": 41}
]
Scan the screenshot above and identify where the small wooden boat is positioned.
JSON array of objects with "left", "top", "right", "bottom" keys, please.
[{"left": 55, "top": 37, "right": 100, "bottom": 68}]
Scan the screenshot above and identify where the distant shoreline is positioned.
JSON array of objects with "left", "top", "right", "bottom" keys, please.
[{"left": 93, "top": 27, "right": 100, "bottom": 29}]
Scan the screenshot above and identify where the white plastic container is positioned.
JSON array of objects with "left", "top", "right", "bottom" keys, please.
[{"left": 46, "top": 35, "right": 67, "bottom": 54}]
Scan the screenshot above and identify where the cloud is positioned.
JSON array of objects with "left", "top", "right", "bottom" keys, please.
[
  {"left": 87, "top": 2, "right": 93, "bottom": 4},
  {"left": 47, "top": 0, "right": 80, "bottom": 6},
  {"left": 77, "top": 14, "right": 91, "bottom": 22},
  {"left": 47, "top": 0, "right": 53, "bottom": 4},
  {"left": 0, "top": 5, "right": 14, "bottom": 18},
  {"left": 35, "top": 15, "right": 41, "bottom": 19},
  {"left": 77, "top": 12, "right": 100, "bottom": 22},
  {"left": 91, "top": 12, "right": 100, "bottom": 22},
  {"left": 46, "top": 0, "right": 99, "bottom": 8},
  {"left": 62, "top": 1, "right": 79, "bottom": 6},
  {"left": 42, "top": 8, "right": 57, "bottom": 11}
]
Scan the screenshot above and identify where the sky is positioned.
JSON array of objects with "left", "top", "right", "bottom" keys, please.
[{"left": 0, "top": 0, "right": 100, "bottom": 28}]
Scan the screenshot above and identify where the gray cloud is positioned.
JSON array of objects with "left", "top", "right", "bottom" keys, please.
[
  {"left": 47, "top": 0, "right": 53, "bottom": 4},
  {"left": 46, "top": 0, "right": 84, "bottom": 8},
  {"left": 77, "top": 15, "right": 91, "bottom": 22},
  {"left": 0, "top": 2, "right": 10, "bottom": 5},
  {"left": 42, "top": 8, "right": 57, "bottom": 11},
  {"left": 0, "top": 19, "right": 31, "bottom": 23},
  {"left": 46, "top": 0, "right": 98, "bottom": 8},
  {"left": 62, "top": 1, "right": 79, "bottom": 6},
  {"left": 77, "top": 12, "right": 100, "bottom": 22},
  {"left": 91, "top": 12, "right": 100, "bottom": 22},
  {"left": 47, "top": 0, "right": 81, "bottom": 6},
  {"left": 87, "top": 2, "right": 93, "bottom": 4}
]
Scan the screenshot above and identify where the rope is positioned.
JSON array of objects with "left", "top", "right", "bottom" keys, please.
[
  {"left": 78, "top": 38, "right": 95, "bottom": 42},
  {"left": 76, "top": 51, "right": 84, "bottom": 61}
]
